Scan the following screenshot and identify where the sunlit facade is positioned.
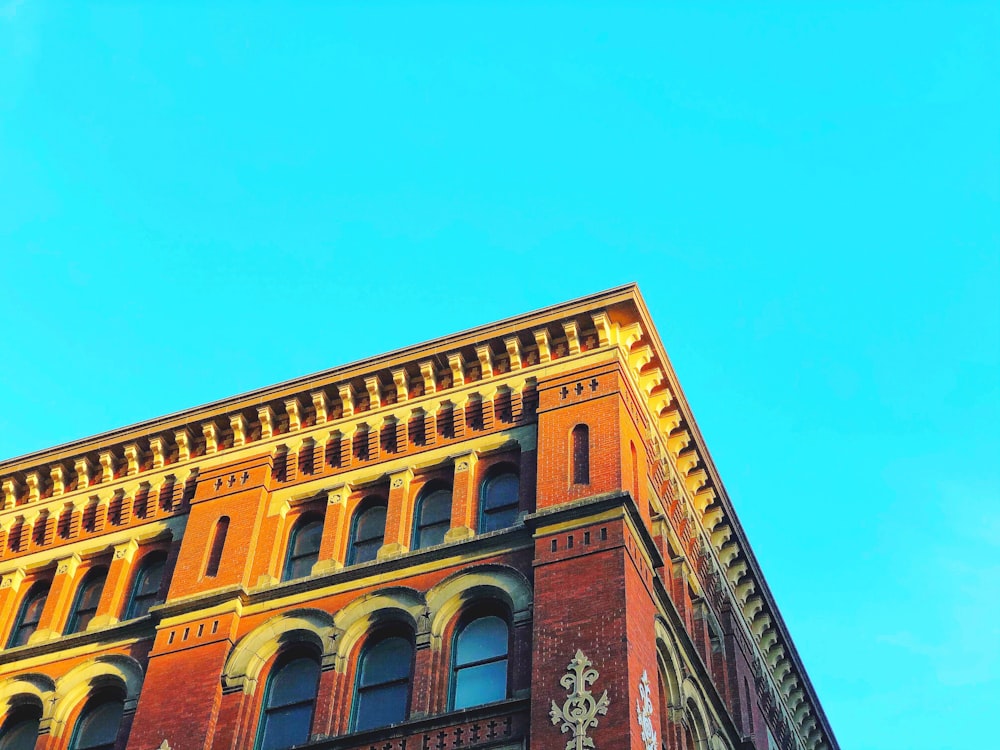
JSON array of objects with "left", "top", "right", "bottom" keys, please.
[{"left": 0, "top": 285, "right": 838, "bottom": 750}]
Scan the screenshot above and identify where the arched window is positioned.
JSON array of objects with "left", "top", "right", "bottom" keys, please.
[
  {"left": 412, "top": 485, "right": 452, "bottom": 550},
  {"left": 255, "top": 651, "right": 321, "bottom": 750},
  {"left": 282, "top": 517, "right": 323, "bottom": 581},
  {"left": 69, "top": 690, "right": 125, "bottom": 750},
  {"left": 347, "top": 499, "right": 386, "bottom": 565},
  {"left": 205, "top": 516, "right": 229, "bottom": 578},
  {"left": 450, "top": 613, "right": 509, "bottom": 710},
  {"left": 479, "top": 471, "right": 519, "bottom": 533},
  {"left": 351, "top": 631, "right": 413, "bottom": 732},
  {"left": 6, "top": 582, "right": 49, "bottom": 648},
  {"left": 572, "top": 424, "right": 590, "bottom": 485},
  {"left": 67, "top": 567, "right": 107, "bottom": 634},
  {"left": 0, "top": 703, "right": 41, "bottom": 750},
  {"left": 124, "top": 552, "right": 167, "bottom": 620}
]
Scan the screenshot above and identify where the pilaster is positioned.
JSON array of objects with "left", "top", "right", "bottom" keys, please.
[
  {"left": 444, "top": 452, "right": 478, "bottom": 542},
  {"left": 313, "top": 484, "right": 348, "bottom": 575},
  {"left": 90, "top": 539, "right": 140, "bottom": 629},
  {"left": 379, "top": 468, "right": 414, "bottom": 559}
]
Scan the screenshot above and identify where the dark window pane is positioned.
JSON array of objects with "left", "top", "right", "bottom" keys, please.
[
  {"left": 455, "top": 616, "right": 508, "bottom": 665},
  {"left": 349, "top": 504, "right": 386, "bottom": 564},
  {"left": 257, "top": 655, "right": 319, "bottom": 750},
  {"left": 126, "top": 555, "right": 166, "bottom": 619},
  {"left": 291, "top": 520, "right": 322, "bottom": 557},
  {"left": 480, "top": 473, "right": 519, "bottom": 533},
  {"left": 8, "top": 584, "right": 49, "bottom": 648},
  {"left": 453, "top": 659, "right": 508, "bottom": 710},
  {"left": 352, "top": 634, "right": 413, "bottom": 732},
  {"left": 356, "top": 506, "right": 386, "bottom": 541},
  {"left": 359, "top": 637, "right": 412, "bottom": 686},
  {"left": 416, "top": 521, "right": 449, "bottom": 549},
  {"left": 68, "top": 570, "right": 106, "bottom": 634},
  {"left": 0, "top": 707, "right": 41, "bottom": 750},
  {"left": 283, "top": 520, "right": 322, "bottom": 581},
  {"left": 415, "top": 489, "right": 452, "bottom": 549},
  {"left": 482, "top": 474, "right": 518, "bottom": 511},
  {"left": 71, "top": 699, "right": 123, "bottom": 750},
  {"left": 481, "top": 504, "right": 519, "bottom": 534},
  {"left": 353, "top": 682, "right": 409, "bottom": 732},
  {"left": 420, "top": 490, "right": 451, "bottom": 525},
  {"left": 258, "top": 703, "right": 313, "bottom": 750},
  {"left": 268, "top": 657, "right": 320, "bottom": 707}
]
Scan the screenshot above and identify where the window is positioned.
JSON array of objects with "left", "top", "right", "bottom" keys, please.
[
  {"left": 572, "top": 424, "right": 589, "bottom": 484},
  {"left": 6, "top": 582, "right": 49, "bottom": 648},
  {"left": 351, "top": 631, "right": 413, "bottom": 732},
  {"left": 282, "top": 517, "right": 323, "bottom": 581},
  {"left": 124, "top": 552, "right": 166, "bottom": 620},
  {"left": 412, "top": 486, "right": 451, "bottom": 549},
  {"left": 450, "top": 614, "right": 509, "bottom": 710},
  {"left": 347, "top": 500, "right": 386, "bottom": 565},
  {"left": 0, "top": 704, "right": 41, "bottom": 750},
  {"left": 256, "top": 652, "right": 321, "bottom": 750},
  {"left": 205, "top": 516, "right": 229, "bottom": 578},
  {"left": 479, "top": 471, "right": 519, "bottom": 533},
  {"left": 67, "top": 567, "right": 107, "bottom": 634},
  {"left": 68, "top": 691, "right": 125, "bottom": 750}
]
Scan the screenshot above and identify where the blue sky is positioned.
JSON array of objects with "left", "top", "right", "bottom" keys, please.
[{"left": 1, "top": 3, "right": 997, "bottom": 748}]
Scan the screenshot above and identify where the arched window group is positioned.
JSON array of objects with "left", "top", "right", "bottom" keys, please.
[
  {"left": 4, "top": 548, "right": 172, "bottom": 657},
  {"left": 276, "top": 465, "right": 523, "bottom": 583},
  {"left": 243, "top": 605, "right": 513, "bottom": 748}
]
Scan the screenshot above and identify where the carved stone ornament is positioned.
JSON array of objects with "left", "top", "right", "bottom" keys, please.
[
  {"left": 157, "top": 741, "right": 172, "bottom": 750},
  {"left": 56, "top": 561, "right": 71, "bottom": 575},
  {"left": 328, "top": 493, "right": 341, "bottom": 505},
  {"left": 549, "top": 649, "right": 610, "bottom": 750},
  {"left": 0, "top": 577, "right": 11, "bottom": 590},
  {"left": 456, "top": 460, "right": 470, "bottom": 473},
  {"left": 391, "top": 477, "right": 404, "bottom": 489},
  {"left": 636, "top": 670, "right": 658, "bottom": 750}
]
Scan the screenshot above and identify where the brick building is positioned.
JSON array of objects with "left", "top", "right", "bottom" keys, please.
[{"left": 0, "top": 285, "right": 838, "bottom": 750}]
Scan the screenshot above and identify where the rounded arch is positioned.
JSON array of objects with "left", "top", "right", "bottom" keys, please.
[
  {"left": 222, "top": 608, "right": 335, "bottom": 694},
  {"left": 654, "top": 615, "right": 684, "bottom": 709},
  {"left": 50, "top": 654, "right": 143, "bottom": 738},
  {"left": 681, "top": 675, "right": 713, "bottom": 747},
  {"left": 332, "top": 587, "right": 425, "bottom": 672},
  {"left": 0, "top": 673, "right": 55, "bottom": 726},
  {"left": 426, "top": 564, "right": 531, "bottom": 649}
]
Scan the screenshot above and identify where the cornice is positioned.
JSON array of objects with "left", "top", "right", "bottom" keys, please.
[{"left": 608, "top": 294, "right": 840, "bottom": 750}]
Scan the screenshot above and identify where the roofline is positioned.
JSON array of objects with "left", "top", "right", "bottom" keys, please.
[{"left": 0, "top": 283, "right": 641, "bottom": 471}]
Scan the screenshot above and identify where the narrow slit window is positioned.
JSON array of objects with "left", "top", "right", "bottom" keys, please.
[
  {"left": 205, "top": 516, "right": 229, "bottom": 578},
  {"left": 572, "top": 424, "right": 590, "bottom": 485}
]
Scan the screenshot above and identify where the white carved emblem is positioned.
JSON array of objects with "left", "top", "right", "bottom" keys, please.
[
  {"left": 549, "top": 649, "right": 610, "bottom": 750},
  {"left": 636, "top": 670, "right": 658, "bottom": 750}
]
